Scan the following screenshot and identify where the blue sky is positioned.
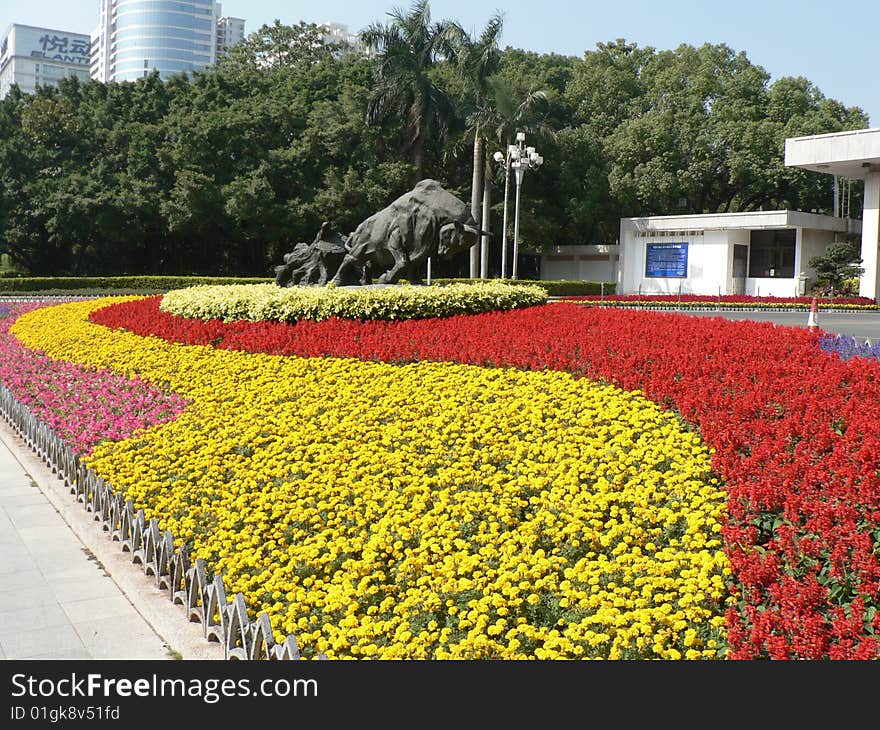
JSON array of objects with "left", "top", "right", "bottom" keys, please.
[{"left": 3, "top": 0, "right": 878, "bottom": 125}]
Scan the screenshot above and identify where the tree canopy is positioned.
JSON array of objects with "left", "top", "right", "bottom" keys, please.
[
  {"left": 808, "top": 240, "right": 864, "bottom": 293},
  {"left": 0, "top": 5, "right": 869, "bottom": 278}
]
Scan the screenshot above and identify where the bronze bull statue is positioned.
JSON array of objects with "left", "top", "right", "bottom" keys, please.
[
  {"left": 330, "top": 179, "right": 488, "bottom": 286},
  {"left": 274, "top": 222, "right": 361, "bottom": 287}
]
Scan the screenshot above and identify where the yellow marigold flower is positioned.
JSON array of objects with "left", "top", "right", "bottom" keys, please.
[{"left": 10, "top": 298, "right": 732, "bottom": 660}]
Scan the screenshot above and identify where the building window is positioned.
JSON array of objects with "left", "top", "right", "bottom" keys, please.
[{"left": 748, "top": 229, "right": 795, "bottom": 278}]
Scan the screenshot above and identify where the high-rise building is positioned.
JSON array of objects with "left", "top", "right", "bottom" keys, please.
[
  {"left": 319, "top": 22, "right": 370, "bottom": 58},
  {"left": 91, "top": 1, "right": 244, "bottom": 83},
  {"left": 0, "top": 24, "right": 92, "bottom": 98},
  {"left": 216, "top": 12, "right": 246, "bottom": 61}
]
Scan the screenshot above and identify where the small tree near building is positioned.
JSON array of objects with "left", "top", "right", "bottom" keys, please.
[{"left": 809, "top": 241, "right": 864, "bottom": 296}]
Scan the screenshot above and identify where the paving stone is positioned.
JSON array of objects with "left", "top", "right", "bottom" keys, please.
[
  {"left": 0, "top": 546, "right": 38, "bottom": 574},
  {"left": 0, "top": 482, "right": 43, "bottom": 497},
  {"left": 16, "top": 525, "right": 81, "bottom": 549},
  {"left": 41, "top": 562, "right": 112, "bottom": 584},
  {"left": 61, "top": 594, "right": 140, "bottom": 624},
  {"left": 0, "top": 603, "right": 71, "bottom": 634},
  {"left": 1, "top": 622, "right": 87, "bottom": 659},
  {"left": 0, "top": 568, "right": 46, "bottom": 592},
  {"left": 49, "top": 573, "right": 123, "bottom": 603},
  {"left": 36, "top": 547, "right": 109, "bottom": 575},
  {"left": 23, "top": 646, "right": 93, "bottom": 660},
  {"left": 0, "top": 418, "right": 208, "bottom": 660},
  {"left": 7, "top": 503, "right": 64, "bottom": 529},
  {"left": 74, "top": 615, "right": 170, "bottom": 660},
  {"left": 0, "top": 467, "right": 28, "bottom": 481},
  {"left": 0, "top": 492, "right": 51, "bottom": 508},
  {"left": 0, "top": 585, "right": 62, "bottom": 611},
  {"left": 0, "top": 518, "right": 22, "bottom": 543}
]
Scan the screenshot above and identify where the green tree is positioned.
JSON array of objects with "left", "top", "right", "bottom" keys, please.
[
  {"left": 447, "top": 12, "right": 504, "bottom": 277},
  {"left": 167, "top": 45, "right": 408, "bottom": 274},
  {"left": 485, "top": 74, "right": 554, "bottom": 274},
  {"left": 19, "top": 95, "right": 81, "bottom": 148},
  {"left": 0, "top": 20, "right": 872, "bottom": 279},
  {"left": 603, "top": 43, "right": 771, "bottom": 215},
  {"left": 765, "top": 75, "right": 868, "bottom": 214},
  {"left": 361, "top": 0, "right": 457, "bottom": 183},
  {"left": 219, "top": 20, "right": 338, "bottom": 70},
  {"left": 809, "top": 241, "right": 864, "bottom": 293},
  {"left": 593, "top": 42, "right": 869, "bottom": 220},
  {"left": 565, "top": 39, "right": 653, "bottom": 135}
]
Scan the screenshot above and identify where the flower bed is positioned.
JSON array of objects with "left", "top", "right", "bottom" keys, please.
[
  {"left": 557, "top": 293, "right": 878, "bottom": 310},
  {"left": 819, "top": 334, "right": 880, "bottom": 361},
  {"left": 0, "top": 301, "right": 187, "bottom": 455},
  {"left": 159, "top": 281, "right": 548, "bottom": 322},
  {"left": 10, "top": 299, "right": 730, "bottom": 660},
  {"left": 5, "top": 296, "right": 880, "bottom": 659}
]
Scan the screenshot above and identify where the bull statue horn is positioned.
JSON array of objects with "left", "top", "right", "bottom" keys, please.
[{"left": 464, "top": 224, "right": 493, "bottom": 237}]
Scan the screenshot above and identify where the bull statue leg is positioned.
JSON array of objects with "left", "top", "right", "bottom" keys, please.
[
  {"left": 316, "top": 257, "right": 329, "bottom": 285},
  {"left": 331, "top": 253, "right": 361, "bottom": 287},
  {"left": 376, "top": 239, "right": 410, "bottom": 284},
  {"left": 274, "top": 263, "right": 294, "bottom": 287},
  {"left": 404, "top": 260, "right": 424, "bottom": 285},
  {"left": 290, "top": 262, "right": 316, "bottom": 285}
]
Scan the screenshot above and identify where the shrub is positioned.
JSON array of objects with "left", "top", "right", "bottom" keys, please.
[
  {"left": 431, "top": 278, "right": 615, "bottom": 297},
  {"left": 159, "top": 281, "right": 549, "bottom": 322},
  {"left": 0, "top": 276, "right": 272, "bottom": 293}
]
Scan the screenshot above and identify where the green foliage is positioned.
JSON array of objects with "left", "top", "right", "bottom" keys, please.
[
  {"left": 217, "top": 20, "right": 338, "bottom": 70},
  {"left": 538, "top": 279, "right": 616, "bottom": 296},
  {"left": 0, "top": 276, "right": 270, "bottom": 293},
  {"left": 808, "top": 241, "right": 864, "bottom": 292},
  {"left": 563, "top": 41, "right": 868, "bottom": 238},
  {"left": 430, "top": 278, "right": 614, "bottom": 296},
  {"left": 20, "top": 95, "right": 81, "bottom": 147},
  {"left": 0, "top": 8, "right": 869, "bottom": 280},
  {"left": 159, "top": 280, "right": 549, "bottom": 321},
  {"left": 0, "top": 274, "right": 611, "bottom": 298},
  {"left": 361, "top": 0, "right": 458, "bottom": 181}
]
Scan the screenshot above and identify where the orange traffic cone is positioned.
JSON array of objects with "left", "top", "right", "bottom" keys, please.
[{"left": 807, "top": 297, "right": 819, "bottom": 331}]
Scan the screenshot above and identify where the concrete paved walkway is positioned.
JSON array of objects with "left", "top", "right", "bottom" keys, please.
[{"left": 0, "top": 419, "right": 222, "bottom": 661}]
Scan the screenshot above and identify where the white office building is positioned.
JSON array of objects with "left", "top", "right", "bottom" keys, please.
[
  {"left": 216, "top": 13, "right": 246, "bottom": 60},
  {"left": 537, "top": 127, "right": 878, "bottom": 297},
  {"left": 541, "top": 245, "right": 620, "bottom": 285},
  {"left": 0, "top": 24, "right": 92, "bottom": 98},
  {"left": 616, "top": 210, "right": 860, "bottom": 298},
  {"left": 785, "top": 128, "right": 880, "bottom": 301},
  {"left": 319, "top": 22, "right": 370, "bottom": 57},
  {"left": 91, "top": 1, "right": 244, "bottom": 83}
]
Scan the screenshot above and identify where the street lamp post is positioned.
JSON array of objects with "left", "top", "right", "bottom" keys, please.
[
  {"left": 492, "top": 147, "right": 513, "bottom": 279},
  {"left": 512, "top": 158, "right": 525, "bottom": 281},
  {"left": 494, "top": 131, "right": 542, "bottom": 280}
]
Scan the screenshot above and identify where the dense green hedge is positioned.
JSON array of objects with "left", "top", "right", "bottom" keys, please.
[
  {"left": 0, "top": 276, "right": 615, "bottom": 297},
  {"left": 0, "top": 276, "right": 272, "bottom": 292},
  {"left": 431, "top": 279, "right": 616, "bottom": 296},
  {"left": 160, "top": 281, "right": 549, "bottom": 322}
]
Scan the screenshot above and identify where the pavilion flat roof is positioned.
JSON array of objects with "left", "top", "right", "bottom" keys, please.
[
  {"left": 785, "top": 127, "right": 880, "bottom": 179},
  {"left": 621, "top": 209, "right": 858, "bottom": 233}
]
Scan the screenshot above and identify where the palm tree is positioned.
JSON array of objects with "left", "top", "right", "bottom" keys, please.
[
  {"left": 485, "top": 77, "right": 554, "bottom": 279},
  {"left": 487, "top": 76, "right": 552, "bottom": 147},
  {"left": 448, "top": 13, "right": 504, "bottom": 278},
  {"left": 361, "top": 1, "right": 457, "bottom": 184}
]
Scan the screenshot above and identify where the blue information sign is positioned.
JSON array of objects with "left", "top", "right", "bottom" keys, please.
[{"left": 645, "top": 242, "right": 688, "bottom": 278}]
